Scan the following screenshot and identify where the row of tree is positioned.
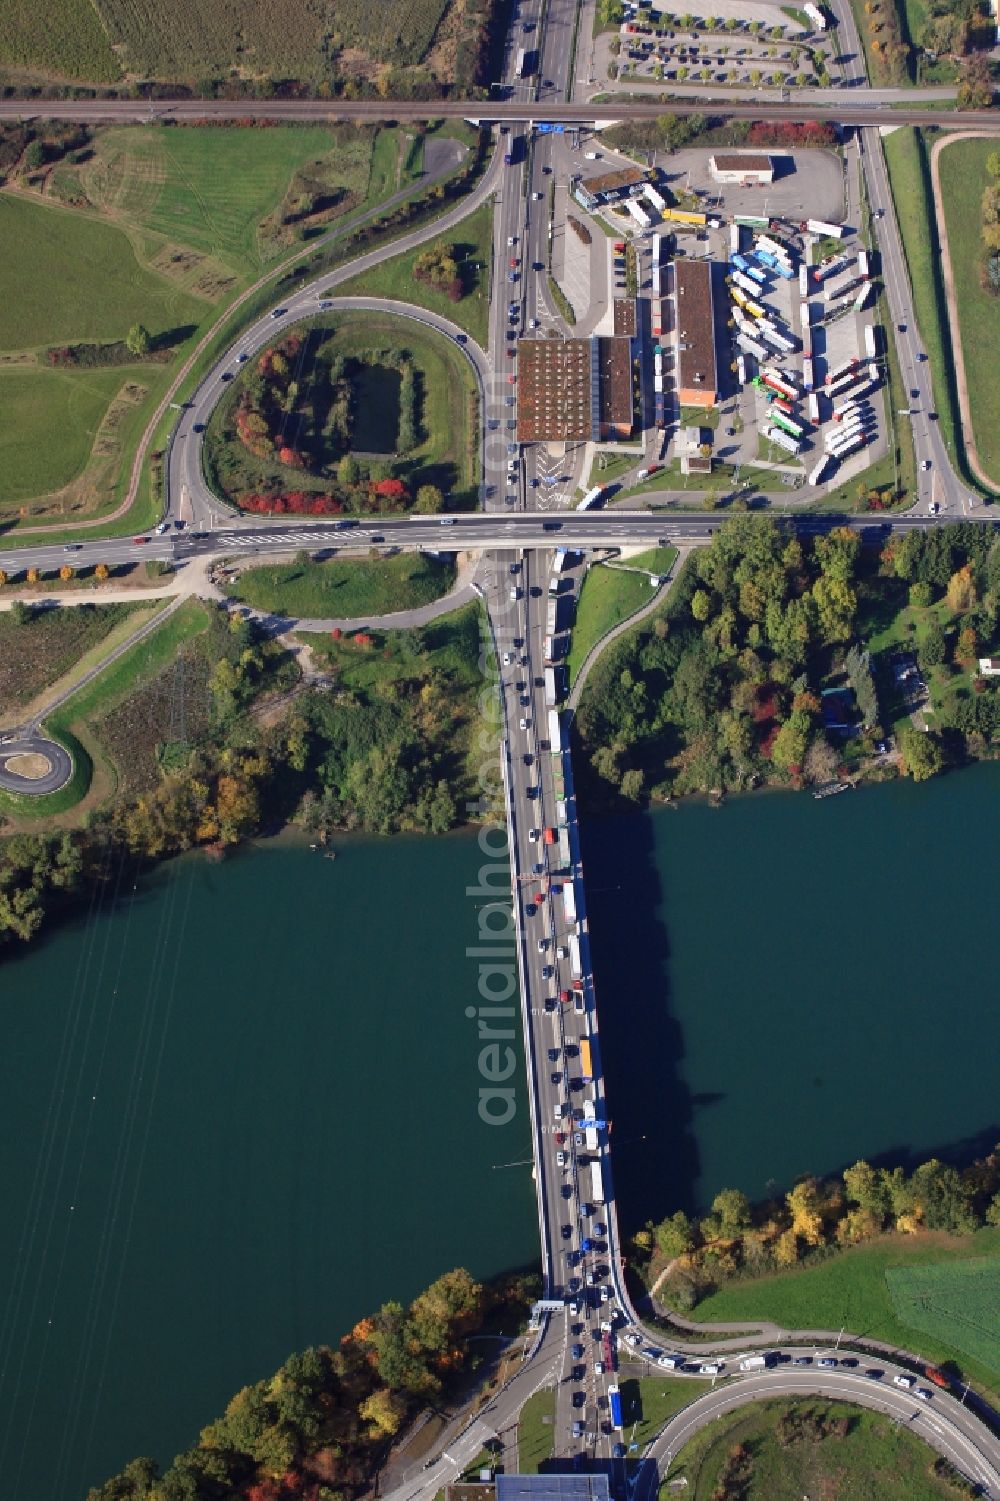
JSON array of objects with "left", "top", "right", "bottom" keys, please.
[
  {"left": 636, "top": 1144, "right": 1000, "bottom": 1312},
  {"left": 85, "top": 1266, "right": 537, "bottom": 1501}
]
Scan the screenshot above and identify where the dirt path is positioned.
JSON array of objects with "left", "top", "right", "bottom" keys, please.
[{"left": 928, "top": 131, "right": 1000, "bottom": 495}]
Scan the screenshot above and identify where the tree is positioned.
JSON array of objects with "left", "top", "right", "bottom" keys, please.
[
  {"left": 786, "top": 1178, "right": 825, "bottom": 1245},
  {"left": 59, "top": 564, "right": 74, "bottom": 582},
  {"left": 26, "top": 568, "right": 39, "bottom": 585},
  {"left": 909, "top": 580, "right": 933, "bottom": 607},
  {"left": 126, "top": 323, "right": 151, "bottom": 358},
  {"left": 812, "top": 573, "right": 857, "bottom": 643},
  {"left": 946, "top": 564, "right": 977, "bottom": 615},
  {"left": 0, "top": 569, "right": 7, "bottom": 587},
  {"left": 690, "top": 588, "right": 712, "bottom": 622},
  {"left": 94, "top": 562, "right": 110, "bottom": 581},
  {"left": 338, "top": 454, "right": 360, "bottom": 486},
  {"left": 957, "top": 54, "right": 994, "bottom": 109},
  {"left": 770, "top": 709, "right": 812, "bottom": 772},
  {"left": 654, "top": 1211, "right": 696, "bottom": 1258},
  {"left": 843, "top": 1159, "right": 890, "bottom": 1223},
  {"left": 360, "top": 1387, "right": 407, "bottom": 1436},
  {"left": 897, "top": 723, "right": 944, "bottom": 782},
  {"left": 414, "top": 484, "right": 445, "bottom": 514},
  {"left": 919, "top": 624, "right": 947, "bottom": 669},
  {"left": 711, "top": 1187, "right": 752, "bottom": 1237}
]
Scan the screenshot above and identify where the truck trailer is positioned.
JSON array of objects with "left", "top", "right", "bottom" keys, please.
[
  {"left": 806, "top": 218, "right": 846, "bottom": 238},
  {"left": 765, "top": 424, "right": 801, "bottom": 455},
  {"left": 548, "top": 708, "right": 562, "bottom": 755}
]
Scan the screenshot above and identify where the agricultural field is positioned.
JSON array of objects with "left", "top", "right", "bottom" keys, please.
[
  {"left": 0, "top": 0, "right": 120, "bottom": 81},
  {"left": 666, "top": 1398, "right": 968, "bottom": 1500},
  {"left": 0, "top": 603, "right": 148, "bottom": 720},
  {"left": 205, "top": 311, "right": 479, "bottom": 509},
  {"left": 1, "top": 0, "right": 480, "bottom": 89},
  {"left": 225, "top": 553, "right": 456, "bottom": 619},
  {"left": 0, "top": 194, "right": 206, "bottom": 352}
]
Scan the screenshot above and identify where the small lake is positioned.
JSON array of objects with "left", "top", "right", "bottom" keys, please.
[
  {"left": 585, "top": 761, "right": 1000, "bottom": 1226},
  {"left": 352, "top": 364, "right": 401, "bottom": 453},
  {"left": 0, "top": 834, "right": 537, "bottom": 1501}
]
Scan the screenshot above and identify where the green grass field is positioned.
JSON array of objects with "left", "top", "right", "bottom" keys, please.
[
  {"left": 887, "top": 1256, "right": 1000, "bottom": 1375},
  {"left": 516, "top": 1389, "right": 555, "bottom": 1472},
  {"left": 623, "top": 1376, "right": 695, "bottom": 1444},
  {"left": 621, "top": 546, "right": 678, "bottom": 577},
  {"left": 566, "top": 564, "right": 659, "bottom": 686},
  {"left": 937, "top": 135, "right": 1000, "bottom": 488},
  {"left": 0, "top": 194, "right": 206, "bottom": 353},
  {"left": 881, "top": 129, "right": 961, "bottom": 480},
  {"left": 667, "top": 1399, "right": 965, "bottom": 1500},
  {"left": 337, "top": 200, "right": 493, "bottom": 346},
  {"left": 0, "top": 366, "right": 135, "bottom": 504},
  {"left": 82, "top": 126, "right": 363, "bottom": 274},
  {"left": 299, "top": 599, "right": 483, "bottom": 690},
  {"left": 0, "top": 0, "right": 121, "bottom": 80},
  {"left": 691, "top": 1227, "right": 1000, "bottom": 1395},
  {"left": 225, "top": 553, "right": 455, "bottom": 619}
]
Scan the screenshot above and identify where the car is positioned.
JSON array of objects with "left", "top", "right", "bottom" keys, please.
[
  {"left": 523, "top": 751, "right": 534, "bottom": 766},
  {"left": 455, "top": 333, "right": 467, "bottom": 344},
  {"left": 438, "top": 517, "right": 454, "bottom": 526},
  {"left": 561, "top": 1223, "right": 571, "bottom": 1238},
  {"left": 568, "top": 1276, "right": 581, "bottom": 1292},
  {"left": 550, "top": 1068, "right": 561, "bottom": 1084},
  {"left": 865, "top": 1368, "right": 884, "bottom": 1380},
  {"left": 898, "top": 322, "right": 906, "bottom": 332},
  {"left": 915, "top": 1387, "right": 933, "bottom": 1402},
  {"left": 537, "top": 937, "right": 548, "bottom": 953},
  {"left": 571, "top": 1420, "right": 584, "bottom": 1439},
  {"left": 612, "top": 1443, "right": 625, "bottom": 1459},
  {"left": 507, "top": 235, "right": 518, "bottom": 246},
  {"left": 625, "top": 1333, "right": 641, "bottom": 1348},
  {"left": 132, "top": 535, "right": 149, "bottom": 545},
  {"left": 154, "top": 522, "right": 170, "bottom": 535},
  {"left": 220, "top": 371, "right": 233, "bottom": 381},
  {"left": 528, "top": 828, "right": 539, "bottom": 842},
  {"left": 593, "top": 1222, "right": 606, "bottom": 1237},
  {"left": 910, "top": 388, "right": 920, "bottom": 399},
  {"left": 63, "top": 543, "right": 82, "bottom": 552},
  {"left": 192, "top": 422, "right": 205, "bottom": 432},
  {"left": 542, "top": 963, "right": 553, "bottom": 978},
  {"left": 794, "top": 1356, "right": 812, "bottom": 1366},
  {"left": 818, "top": 1358, "right": 837, "bottom": 1368},
  {"left": 548, "top": 1047, "right": 560, "bottom": 1062},
  {"left": 508, "top": 272, "right": 518, "bottom": 283},
  {"left": 574, "top": 1131, "right": 584, "bottom": 1147},
  {"left": 271, "top": 308, "right": 287, "bottom": 319},
  {"left": 532, "top": 191, "right": 543, "bottom": 201},
  {"left": 503, "top": 651, "right": 513, "bottom": 665},
  {"left": 556, "top": 1150, "right": 566, "bottom": 1167},
  {"left": 237, "top": 352, "right": 250, "bottom": 363},
  {"left": 572, "top": 1343, "right": 584, "bottom": 1358},
  {"left": 921, "top": 459, "right": 931, "bottom": 471},
  {"left": 562, "top": 1183, "right": 573, "bottom": 1198},
  {"left": 893, "top": 1374, "right": 914, "bottom": 1390},
  {"left": 917, "top": 351, "right": 927, "bottom": 361},
  {"left": 928, "top": 500, "right": 941, "bottom": 515},
  {"left": 594, "top": 1359, "right": 604, "bottom": 1375},
  {"left": 572, "top": 1391, "right": 585, "bottom": 1408},
  {"left": 840, "top": 1357, "right": 858, "bottom": 1368}
]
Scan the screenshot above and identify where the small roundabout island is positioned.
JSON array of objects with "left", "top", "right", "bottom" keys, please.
[{"left": 0, "top": 734, "right": 74, "bottom": 796}]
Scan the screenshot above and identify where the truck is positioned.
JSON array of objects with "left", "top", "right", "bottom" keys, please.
[
  {"left": 558, "top": 827, "right": 571, "bottom": 873},
  {"left": 737, "top": 332, "right": 769, "bottom": 363},
  {"left": 731, "top": 269, "right": 763, "bottom": 299},
  {"left": 563, "top": 880, "right": 577, "bottom": 926},
  {"left": 544, "top": 666, "right": 557, "bottom": 707},
  {"left": 857, "top": 248, "right": 870, "bottom": 279},
  {"left": 608, "top": 1383, "right": 622, "bottom": 1429},
  {"left": 739, "top": 1355, "right": 770, "bottom": 1371},
  {"left": 812, "top": 254, "right": 848, "bottom": 284},
  {"left": 664, "top": 207, "right": 707, "bottom": 226},
  {"left": 548, "top": 708, "right": 562, "bottom": 755},
  {"left": 515, "top": 46, "right": 533, "bottom": 77},
  {"left": 853, "top": 283, "right": 873, "bottom": 313},
  {"left": 579, "top": 1039, "right": 593, "bottom": 1082},
  {"left": 798, "top": 263, "right": 810, "bottom": 298},
  {"left": 863, "top": 323, "right": 878, "bottom": 360},
  {"left": 627, "top": 197, "right": 654, "bottom": 231},
  {"left": 804, "top": 1, "right": 827, "bottom": 27},
  {"left": 765, "top": 424, "right": 800, "bottom": 455},
  {"left": 546, "top": 599, "right": 557, "bottom": 637},
  {"left": 757, "top": 370, "right": 798, "bottom": 401},
  {"left": 770, "top": 409, "right": 805, "bottom": 439},
  {"left": 583, "top": 1107, "right": 598, "bottom": 1150},
  {"left": 825, "top": 357, "right": 858, "bottom": 387},
  {"left": 729, "top": 223, "right": 742, "bottom": 256},
  {"left": 577, "top": 486, "right": 605, "bottom": 511},
  {"left": 807, "top": 391, "right": 821, "bottom": 424},
  {"left": 556, "top": 799, "right": 568, "bottom": 827},
  {"left": 569, "top": 932, "right": 582, "bottom": 981},
  {"left": 808, "top": 454, "right": 833, "bottom": 486},
  {"left": 801, "top": 357, "right": 814, "bottom": 392},
  {"left": 644, "top": 184, "right": 667, "bottom": 217},
  {"left": 806, "top": 218, "right": 846, "bottom": 238}
]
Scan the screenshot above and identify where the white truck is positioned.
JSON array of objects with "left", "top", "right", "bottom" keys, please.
[{"left": 739, "top": 1355, "right": 769, "bottom": 1371}]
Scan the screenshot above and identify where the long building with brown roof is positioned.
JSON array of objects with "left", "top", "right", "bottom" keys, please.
[{"left": 673, "top": 259, "right": 719, "bottom": 409}]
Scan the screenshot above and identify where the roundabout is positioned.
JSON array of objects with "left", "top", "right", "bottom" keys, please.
[{"left": 0, "top": 734, "right": 74, "bottom": 796}]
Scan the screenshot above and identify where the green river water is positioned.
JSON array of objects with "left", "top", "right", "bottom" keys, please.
[{"left": 2, "top": 764, "right": 998, "bottom": 1497}]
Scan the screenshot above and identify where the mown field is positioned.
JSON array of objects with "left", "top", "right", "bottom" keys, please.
[
  {"left": 226, "top": 553, "right": 456, "bottom": 619},
  {"left": 691, "top": 1227, "right": 1000, "bottom": 1395},
  {"left": 0, "top": 0, "right": 120, "bottom": 80},
  {"left": 0, "top": 367, "right": 134, "bottom": 504},
  {"left": 337, "top": 200, "right": 493, "bottom": 346},
  {"left": 0, "top": 194, "right": 206, "bottom": 352},
  {"left": 937, "top": 134, "right": 1000, "bottom": 488},
  {"left": 667, "top": 1399, "right": 966, "bottom": 1500},
  {"left": 887, "top": 1256, "right": 1000, "bottom": 1376},
  {"left": 567, "top": 565, "right": 658, "bottom": 686},
  {"left": 78, "top": 126, "right": 359, "bottom": 275}
]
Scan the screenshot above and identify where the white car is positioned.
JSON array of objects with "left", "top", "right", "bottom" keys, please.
[
  {"left": 927, "top": 501, "right": 940, "bottom": 515},
  {"left": 154, "top": 521, "right": 170, "bottom": 535},
  {"left": 507, "top": 234, "right": 518, "bottom": 246},
  {"left": 528, "top": 828, "right": 539, "bottom": 842},
  {"left": 921, "top": 459, "right": 931, "bottom": 471},
  {"left": 519, "top": 717, "right": 529, "bottom": 730},
  {"left": 915, "top": 1387, "right": 933, "bottom": 1401},
  {"left": 893, "top": 1374, "right": 914, "bottom": 1390}
]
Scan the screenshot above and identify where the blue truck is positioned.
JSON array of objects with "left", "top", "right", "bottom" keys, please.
[{"left": 608, "top": 1383, "right": 623, "bottom": 1430}]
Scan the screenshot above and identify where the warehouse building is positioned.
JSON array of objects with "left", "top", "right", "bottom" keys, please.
[
  {"left": 708, "top": 152, "right": 775, "bottom": 185},
  {"left": 596, "top": 336, "right": 634, "bottom": 438},
  {"left": 673, "top": 260, "right": 719, "bottom": 408},
  {"left": 516, "top": 335, "right": 634, "bottom": 441}
]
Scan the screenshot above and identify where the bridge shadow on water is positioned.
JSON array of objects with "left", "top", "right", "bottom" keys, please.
[{"left": 580, "top": 807, "right": 702, "bottom": 1230}]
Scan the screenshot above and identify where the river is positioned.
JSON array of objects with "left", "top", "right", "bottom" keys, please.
[
  {"left": 3, "top": 767, "right": 998, "bottom": 1497},
  {"left": 585, "top": 761, "right": 1000, "bottom": 1229},
  {"left": 0, "top": 834, "right": 537, "bottom": 1501}
]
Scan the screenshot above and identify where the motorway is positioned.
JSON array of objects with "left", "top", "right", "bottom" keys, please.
[{"left": 2, "top": 0, "right": 1000, "bottom": 1487}]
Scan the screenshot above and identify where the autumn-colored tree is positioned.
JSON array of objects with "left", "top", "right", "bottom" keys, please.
[
  {"left": 94, "top": 562, "right": 110, "bottom": 581},
  {"left": 787, "top": 1178, "right": 825, "bottom": 1245},
  {"left": 414, "top": 484, "right": 445, "bottom": 514},
  {"left": 59, "top": 564, "right": 74, "bottom": 582},
  {"left": 26, "top": 568, "right": 39, "bottom": 585},
  {"left": 774, "top": 1228, "right": 800, "bottom": 1267},
  {"left": 957, "top": 625, "right": 978, "bottom": 663},
  {"left": 0, "top": 570, "right": 7, "bottom": 587},
  {"left": 359, "top": 1387, "right": 407, "bottom": 1436},
  {"left": 691, "top": 588, "right": 712, "bottom": 622},
  {"left": 946, "top": 563, "right": 977, "bottom": 615}
]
